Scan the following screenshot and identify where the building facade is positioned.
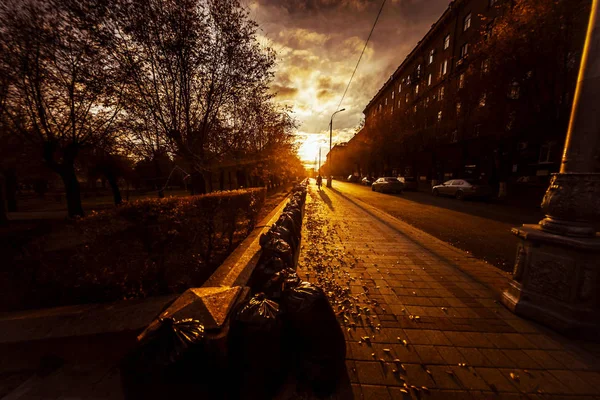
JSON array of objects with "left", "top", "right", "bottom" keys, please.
[{"left": 347, "top": 0, "right": 590, "bottom": 201}]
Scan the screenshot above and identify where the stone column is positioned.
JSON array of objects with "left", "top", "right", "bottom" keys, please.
[{"left": 502, "top": 0, "right": 600, "bottom": 338}]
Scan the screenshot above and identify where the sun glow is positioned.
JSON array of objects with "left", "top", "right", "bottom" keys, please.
[{"left": 297, "top": 133, "right": 328, "bottom": 165}]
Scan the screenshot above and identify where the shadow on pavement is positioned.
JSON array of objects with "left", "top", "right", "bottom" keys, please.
[{"left": 318, "top": 190, "right": 335, "bottom": 211}]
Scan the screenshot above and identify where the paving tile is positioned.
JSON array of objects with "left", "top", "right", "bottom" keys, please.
[
  {"left": 403, "top": 329, "right": 432, "bottom": 345},
  {"left": 299, "top": 184, "right": 600, "bottom": 399},
  {"left": 458, "top": 347, "right": 494, "bottom": 367},
  {"left": 548, "top": 351, "right": 593, "bottom": 371},
  {"left": 523, "top": 350, "right": 566, "bottom": 370},
  {"left": 498, "top": 369, "right": 570, "bottom": 394},
  {"left": 479, "top": 348, "right": 517, "bottom": 368},
  {"left": 402, "top": 363, "right": 436, "bottom": 388},
  {"left": 424, "top": 365, "right": 463, "bottom": 390},
  {"left": 422, "top": 330, "right": 452, "bottom": 346},
  {"left": 443, "top": 331, "right": 473, "bottom": 347},
  {"left": 548, "top": 370, "right": 598, "bottom": 395},
  {"left": 351, "top": 383, "right": 363, "bottom": 399},
  {"left": 475, "top": 368, "right": 520, "bottom": 392},
  {"left": 361, "top": 384, "right": 393, "bottom": 400},
  {"left": 447, "top": 365, "right": 491, "bottom": 391},
  {"left": 412, "top": 345, "right": 445, "bottom": 364},
  {"left": 355, "top": 361, "right": 387, "bottom": 386},
  {"left": 386, "top": 387, "right": 412, "bottom": 400},
  {"left": 437, "top": 346, "right": 468, "bottom": 365},
  {"left": 501, "top": 350, "right": 543, "bottom": 369}
]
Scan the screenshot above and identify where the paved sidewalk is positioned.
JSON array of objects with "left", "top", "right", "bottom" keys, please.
[{"left": 297, "top": 183, "right": 600, "bottom": 400}]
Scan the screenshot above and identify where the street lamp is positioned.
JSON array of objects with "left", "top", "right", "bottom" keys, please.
[{"left": 327, "top": 108, "right": 346, "bottom": 187}]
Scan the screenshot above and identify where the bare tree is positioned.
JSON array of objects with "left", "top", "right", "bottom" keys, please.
[
  {"left": 109, "top": 0, "right": 276, "bottom": 194},
  {"left": 0, "top": 0, "right": 123, "bottom": 217}
]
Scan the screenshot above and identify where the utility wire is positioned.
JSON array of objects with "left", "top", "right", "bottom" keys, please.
[{"left": 336, "top": 0, "right": 387, "bottom": 111}]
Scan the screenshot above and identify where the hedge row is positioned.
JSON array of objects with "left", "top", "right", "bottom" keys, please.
[{"left": 31, "top": 188, "right": 266, "bottom": 307}]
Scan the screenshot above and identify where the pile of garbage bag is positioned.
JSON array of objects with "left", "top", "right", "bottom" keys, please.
[
  {"left": 230, "top": 179, "right": 347, "bottom": 398},
  {"left": 120, "top": 180, "right": 347, "bottom": 399},
  {"left": 120, "top": 317, "right": 213, "bottom": 399}
]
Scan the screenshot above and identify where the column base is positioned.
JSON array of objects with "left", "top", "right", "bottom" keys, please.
[{"left": 502, "top": 225, "right": 600, "bottom": 340}]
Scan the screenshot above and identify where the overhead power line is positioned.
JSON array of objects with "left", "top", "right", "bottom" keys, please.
[{"left": 336, "top": 0, "right": 387, "bottom": 111}]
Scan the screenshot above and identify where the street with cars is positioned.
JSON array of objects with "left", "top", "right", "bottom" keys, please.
[{"left": 332, "top": 178, "right": 543, "bottom": 272}]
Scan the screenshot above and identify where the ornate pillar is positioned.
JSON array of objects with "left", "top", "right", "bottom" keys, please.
[{"left": 502, "top": 0, "right": 600, "bottom": 338}]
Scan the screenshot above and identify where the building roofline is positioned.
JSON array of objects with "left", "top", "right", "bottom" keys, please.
[{"left": 363, "top": 0, "right": 465, "bottom": 114}]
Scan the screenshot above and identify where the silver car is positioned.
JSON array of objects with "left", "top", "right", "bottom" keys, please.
[
  {"left": 432, "top": 179, "right": 493, "bottom": 200},
  {"left": 372, "top": 177, "right": 404, "bottom": 193}
]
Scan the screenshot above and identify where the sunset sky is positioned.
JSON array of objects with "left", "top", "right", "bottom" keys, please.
[{"left": 244, "top": 0, "right": 450, "bottom": 164}]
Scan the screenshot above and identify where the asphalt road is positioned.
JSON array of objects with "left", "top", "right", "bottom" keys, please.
[{"left": 327, "top": 180, "right": 545, "bottom": 272}]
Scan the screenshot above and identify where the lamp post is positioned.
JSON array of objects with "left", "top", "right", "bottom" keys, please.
[
  {"left": 327, "top": 108, "right": 346, "bottom": 188},
  {"left": 502, "top": 0, "right": 600, "bottom": 338}
]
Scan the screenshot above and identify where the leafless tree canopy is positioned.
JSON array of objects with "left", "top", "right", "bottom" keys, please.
[{"left": 0, "top": 0, "right": 303, "bottom": 216}]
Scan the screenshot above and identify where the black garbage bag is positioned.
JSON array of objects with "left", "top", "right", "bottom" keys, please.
[
  {"left": 262, "top": 236, "right": 294, "bottom": 268},
  {"left": 249, "top": 252, "right": 288, "bottom": 293},
  {"left": 281, "top": 282, "right": 347, "bottom": 397},
  {"left": 262, "top": 269, "right": 301, "bottom": 300},
  {"left": 120, "top": 318, "right": 207, "bottom": 399},
  {"left": 228, "top": 294, "right": 286, "bottom": 399},
  {"left": 273, "top": 224, "right": 298, "bottom": 253},
  {"left": 277, "top": 212, "right": 299, "bottom": 238}
]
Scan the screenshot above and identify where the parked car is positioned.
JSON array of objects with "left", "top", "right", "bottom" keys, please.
[
  {"left": 361, "top": 177, "right": 373, "bottom": 186},
  {"left": 371, "top": 177, "right": 404, "bottom": 193},
  {"left": 432, "top": 179, "right": 493, "bottom": 200},
  {"left": 398, "top": 176, "right": 418, "bottom": 191},
  {"left": 347, "top": 174, "right": 360, "bottom": 183}
]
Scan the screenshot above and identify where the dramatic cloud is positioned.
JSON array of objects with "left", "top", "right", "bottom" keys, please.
[{"left": 244, "top": 0, "right": 450, "bottom": 162}]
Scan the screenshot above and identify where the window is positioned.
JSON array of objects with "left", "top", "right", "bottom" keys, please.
[
  {"left": 429, "top": 49, "right": 435, "bottom": 64},
  {"left": 460, "top": 43, "right": 469, "bottom": 58},
  {"left": 437, "top": 111, "right": 443, "bottom": 122},
  {"left": 481, "top": 58, "right": 490, "bottom": 74},
  {"left": 479, "top": 92, "right": 487, "bottom": 107},
  {"left": 398, "top": 100, "right": 401, "bottom": 108},
  {"left": 474, "top": 124, "right": 482, "bottom": 137},
  {"left": 539, "top": 141, "right": 557, "bottom": 163},
  {"left": 489, "top": 0, "right": 497, "bottom": 6},
  {"left": 399, "top": 83, "right": 402, "bottom": 93},
  {"left": 443, "top": 34, "right": 450, "bottom": 50},
  {"left": 407, "top": 75, "right": 411, "bottom": 85},
  {"left": 405, "top": 93, "right": 409, "bottom": 103},
  {"left": 438, "top": 86, "right": 445, "bottom": 101},
  {"left": 441, "top": 59, "right": 448, "bottom": 76},
  {"left": 385, "top": 97, "right": 388, "bottom": 106},
  {"left": 413, "top": 105, "right": 417, "bottom": 113},
  {"left": 463, "top": 13, "right": 472, "bottom": 31},
  {"left": 451, "top": 130, "right": 458, "bottom": 143},
  {"left": 456, "top": 102, "right": 462, "bottom": 115},
  {"left": 416, "top": 64, "right": 422, "bottom": 78},
  {"left": 392, "top": 91, "right": 395, "bottom": 100},
  {"left": 415, "top": 84, "right": 420, "bottom": 95},
  {"left": 459, "top": 73, "right": 465, "bottom": 89},
  {"left": 428, "top": 74, "right": 432, "bottom": 86}
]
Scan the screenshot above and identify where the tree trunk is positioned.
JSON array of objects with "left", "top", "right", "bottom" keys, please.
[
  {"left": 0, "top": 174, "right": 8, "bottom": 225},
  {"left": 5, "top": 170, "right": 18, "bottom": 212},
  {"left": 190, "top": 171, "right": 206, "bottom": 195},
  {"left": 59, "top": 164, "right": 85, "bottom": 218},
  {"left": 106, "top": 173, "right": 122, "bottom": 205},
  {"left": 153, "top": 158, "right": 164, "bottom": 198}
]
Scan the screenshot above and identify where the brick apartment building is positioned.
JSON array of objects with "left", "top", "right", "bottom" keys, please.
[{"left": 336, "top": 0, "right": 591, "bottom": 200}]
